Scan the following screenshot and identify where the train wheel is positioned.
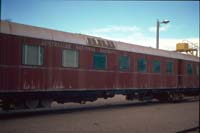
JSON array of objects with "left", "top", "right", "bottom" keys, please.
[
  {"left": 15, "top": 102, "right": 26, "bottom": 110},
  {"left": 24, "top": 99, "right": 39, "bottom": 109},
  {"left": 178, "top": 93, "right": 184, "bottom": 101},
  {"left": 39, "top": 99, "right": 52, "bottom": 108},
  {"left": 126, "top": 95, "right": 134, "bottom": 101},
  {"left": 1, "top": 102, "right": 11, "bottom": 110},
  {"left": 155, "top": 93, "right": 169, "bottom": 102},
  {"left": 168, "top": 93, "right": 183, "bottom": 102},
  {"left": 168, "top": 93, "right": 175, "bottom": 102},
  {"left": 80, "top": 101, "right": 86, "bottom": 104}
]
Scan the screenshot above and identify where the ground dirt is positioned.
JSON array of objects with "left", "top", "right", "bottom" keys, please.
[{"left": 0, "top": 95, "right": 199, "bottom": 133}]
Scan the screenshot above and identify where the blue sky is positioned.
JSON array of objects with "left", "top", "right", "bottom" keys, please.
[{"left": 1, "top": 0, "right": 199, "bottom": 50}]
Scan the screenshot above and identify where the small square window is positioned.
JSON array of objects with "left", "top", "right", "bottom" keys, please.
[
  {"left": 62, "top": 49, "right": 79, "bottom": 68},
  {"left": 187, "top": 64, "right": 193, "bottom": 74},
  {"left": 152, "top": 60, "right": 160, "bottom": 73},
  {"left": 166, "top": 61, "right": 173, "bottom": 73},
  {"left": 119, "top": 55, "right": 130, "bottom": 71},
  {"left": 93, "top": 52, "right": 107, "bottom": 70},
  {"left": 137, "top": 58, "right": 147, "bottom": 72},
  {"left": 22, "top": 44, "right": 44, "bottom": 65}
]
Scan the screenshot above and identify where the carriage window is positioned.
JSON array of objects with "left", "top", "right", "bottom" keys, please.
[
  {"left": 137, "top": 58, "right": 147, "bottom": 72},
  {"left": 119, "top": 55, "right": 130, "bottom": 71},
  {"left": 187, "top": 64, "right": 193, "bottom": 74},
  {"left": 94, "top": 52, "right": 107, "bottom": 70},
  {"left": 22, "top": 44, "right": 44, "bottom": 65},
  {"left": 166, "top": 61, "right": 173, "bottom": 73},
  {"left": 152, "top": 60, "right": 160, "bottom": 73},
  {"left": 62, "top": 49, "right": 79, "bottom": 68},
  {"left": 196, "top": 65, "right": 199, "bottom": 75}
]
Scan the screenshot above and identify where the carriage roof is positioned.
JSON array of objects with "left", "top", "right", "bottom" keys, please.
[{"left": 1, "top": 21, "right": 199, "bottom": 62}]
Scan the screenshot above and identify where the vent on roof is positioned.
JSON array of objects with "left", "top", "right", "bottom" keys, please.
[
  {"left": 87, "top": 38, "right": 97, "bottom": 45},
  {"left": 107, "top": 41, "right": 115, "bottom": 48},
  {"left": 87, "top": 37, "right": 115, "bottom": 49}
]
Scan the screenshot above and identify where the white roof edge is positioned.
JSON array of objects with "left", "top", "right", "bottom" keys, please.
[{"left": 0, "top": 20, "right": 199, "bottom": 62}]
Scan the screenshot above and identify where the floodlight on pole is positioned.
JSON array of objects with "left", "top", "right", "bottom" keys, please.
[{"left": 156, "top": 19, "right": 170, "bottom": 49}]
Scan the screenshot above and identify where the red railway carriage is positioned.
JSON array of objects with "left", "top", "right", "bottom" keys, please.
[{"left": 0, "top": 21, "right": 199, "bottom": 110}]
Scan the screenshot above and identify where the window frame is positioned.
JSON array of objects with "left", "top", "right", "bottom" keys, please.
[
  {"left": 137, "top": 58, "right": 147, "bottom": 72},
  {"left": 62, "top": 49, "right": 79, "bottom": 68},
  {"left": 119, "top": 55, "right": 130, "bottom": 71},
  {"left": 22, "top": 44, "right": 44, "bottom": 66},
  {"left": 166, "top": 61, "right": 174, "bottom": 74},
  {"left": 152, "top": 60, "right": 161, "bottom": 73},
  {"left": 93, "top": 52, "right": 107, "bottom": 70},
  {"left": 187, "top": 64, "right": 193, "bottom": 75}
]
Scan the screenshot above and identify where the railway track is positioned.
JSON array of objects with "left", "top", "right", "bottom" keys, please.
[{"left": 0, "top": 96, "right": 198, "bottom": 120}]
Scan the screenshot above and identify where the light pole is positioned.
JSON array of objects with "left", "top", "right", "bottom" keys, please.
[{"left": 156, "top": 19, "right": 170, "bottom": 49}]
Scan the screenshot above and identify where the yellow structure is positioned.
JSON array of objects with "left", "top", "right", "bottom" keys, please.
[
  {"left": 176, "top": 43, "right": 189, "bottom": 50},
  {"left": 176, "top": 41, "right": 199, "bottom": 56}
]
